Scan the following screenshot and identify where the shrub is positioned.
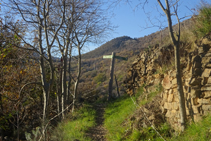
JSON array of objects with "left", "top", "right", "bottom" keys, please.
[
  {"left": 193, "top": 4, "right": 211, "bottom": 37},
  {"left": 94, "top": 73, "right": 106, "bottom": 83}
]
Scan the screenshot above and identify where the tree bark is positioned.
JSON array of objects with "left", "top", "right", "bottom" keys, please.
[
  {"left": 157, "top": 0, "right": 186, "bottom": 131},
  {"left": 108, "top": 52, "right": 115, "bottom": 101},
  {"left": 72, "top": 45, "right": 82, "bottom": 112}
]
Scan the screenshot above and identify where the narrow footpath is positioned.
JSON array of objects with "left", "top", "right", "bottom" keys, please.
[{"left": 86, "top": 104, "right": 107, "bottom": 141}]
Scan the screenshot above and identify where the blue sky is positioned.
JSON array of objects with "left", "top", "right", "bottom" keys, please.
[
  {"left": 1, "top": 0, "right": 209, "bottom": 54},
  {"left": 84, "top": 0, "right": 205, "bottom": 53},
  {"left": 108, "top": 0, "right": 201, "bottom": 38}
]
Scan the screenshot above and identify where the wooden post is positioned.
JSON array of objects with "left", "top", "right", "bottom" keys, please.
[
  {"left": 108, "top": 52, "right": 115, "bottom": 100},
  {"left": 114, "top": 75, "right": 120, "bottom": 97},
  {"left": 103, "top": 52, "right": 127, "bottom": 101}
]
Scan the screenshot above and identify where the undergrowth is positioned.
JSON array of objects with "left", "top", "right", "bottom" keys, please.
[
  {"left": 172, "top": 115, "right": 211, "bottom": 141},
  {"left": 193, "top": 3, "right": 211, "bottom": 38},
  {"left": 51, "top": 104, "right": 95, "bottom": 141},
  {"left": 104, "top": 85, "right": 163, "bottom": 141},
  {"left": 104, "top": 94, "right": 138, "bottom": 141}
]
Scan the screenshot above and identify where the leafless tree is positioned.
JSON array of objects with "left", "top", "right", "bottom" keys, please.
[
  {"left": 157, "top": 0, "right": 186, "bottom": 131},
  {"left": 4, "top": 0, "right": 66, "bottom": 138},
  {"left": 2, "top": 0, "right": 111, "bottom": 139},
  {"left": 137, "top": 0, "right": 187, "bottom": 131}
]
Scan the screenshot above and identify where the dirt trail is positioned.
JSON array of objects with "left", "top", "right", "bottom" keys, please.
[{"left": 86, "top": 104, "right": 107, "bottom": 141}]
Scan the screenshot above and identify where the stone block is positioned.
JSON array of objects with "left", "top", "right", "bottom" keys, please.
[
  {"left": 160, "top": 100, "right": 165, "bottom": 106},
  {"left": 198, "top": 98, "right": 210, "bottom": 104},
  {"left": 192, "top": 106, "right": 199, "bottom": 114},
  {"left": 205, "top": 63, "right": 211, "bottom": 68},
  {"left": 172, "top": 78, "right": 177, "bottom": 85},
  {"left": 171, "top": 109, "right": 177, "bottom": 114},
  {"left": 202, "top": 57, "right": 211, "bottom": 65},
  {"left": 185, "top": 78, "right": 191, "bottom": 86},
  {"left": 174, "top": 95, "right": 179, "bottom": 102},
  {"left": 165, "top": 110, "right": 171, "bottom": 117},
  {"left": 160, "top": 92, "right": 163, "bottom": 98},
  {"left": 168, "top": 94, "right": 174, "bottom": 102},
  {"left": 186, "top": 109, "right": 190, "bottom": 115},
  {"left": 201, "top": 85, "right": 211, "bottom": 91},
  {"left": 165, "top": 89, "right": 169, "bottom": 94},
  {"left": 164, "top": 102, "right": 171, "bottom": 110},
  {"left": 148, "top": 114, "right": 155, "bottom": 120},
  {"left": 183, "top": 86, "right": 188, "bottom": 93},
  {"left": 163, "top": 93, "right": 168, "bottom": 101},
  {"left": 162, "top": 75, "right": 172, "bottom": 89},
  {"left": 198, "top": 47, "right": 204, "bottom": 54},
  {"left": 204, "top": 91, "right": 211, "bottom": 98},
  {"left": 202, "top": 105, "right": 211, "bottom": 111},
  {"left": 170, "top": 71, "right": 176, "bottom": 78},
  {"left": 171, "top": 110, "right": 177, "bottom": 117},
  {"left": 172, "top": 102, "right": 179, "bottom": 110},
  {"left": 202, "top": 37, "right": 211, "bottom": 45},
  {"left": 202, "top": 68, "right": 211, "bottom": 77},
  {"left": 190, "top": 89, "right": 201, "bottom": 98},
  {"left": 186, "top": 93, "right": 191, "bottom": 99},
  {"left": 143, "top": 107, "right": 150, "bottom": 113},
  {"left": 173, "top": 88, "right": 177, "bottom": 93},
  {"left": 207, "top": 77, "right": 211, "bottom": 84},
  {"left": 191, "top": 98, "right": 199, "bottom": 105},
  {"left": 169, "top": 89, "right": 173, "bottom": 94},
  {"left": 172, "top": 84, "right": 177, "bottom": 88},
  {"left": 194, "top": 114, "right": 202, "bottom": 122},
  {"left": 204, "top": 111, "right": 211, "bottom": 115}
]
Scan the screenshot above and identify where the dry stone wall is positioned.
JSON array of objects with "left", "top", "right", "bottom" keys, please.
[{"left": 124, "top": 35, "right": 211, "bottom": 131}]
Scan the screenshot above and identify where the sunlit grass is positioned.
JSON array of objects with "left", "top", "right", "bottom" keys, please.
[
  {"left": 171, "top": 115, "right": 211, "bottom": 141},
  {"left": 193, "top": 4, "right": 211, "bottom": 38},
  {"left": 104, "top": 95, "right": 137, "bottom": 141},
  {"left": 51, "top": 104, "right": 96, "bottom": 141}
]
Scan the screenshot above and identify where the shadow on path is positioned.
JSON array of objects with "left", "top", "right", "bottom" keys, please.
[{"left": 86, "top": 103, "right": 107, "bottom": 141}]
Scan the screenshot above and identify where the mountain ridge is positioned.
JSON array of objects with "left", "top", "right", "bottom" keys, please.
[{"left": 82, "top": 17, "right": 193, "bottom": 60}]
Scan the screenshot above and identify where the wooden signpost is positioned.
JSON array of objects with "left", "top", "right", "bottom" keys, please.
[{"left": 103, "top": 52, "right": 128, "bottom": 101}]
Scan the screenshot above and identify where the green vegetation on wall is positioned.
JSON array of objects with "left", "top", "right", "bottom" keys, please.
[{"left": 193, "top": 4, "right": 211, "bottom": 37}]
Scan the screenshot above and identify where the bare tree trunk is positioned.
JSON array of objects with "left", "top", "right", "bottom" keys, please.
[
  {"left": 72, "top": 45, "right": 82, "bottom": 112},
  {"left": 56, "top": 63, "right": 62, "bottom": 121},
  {"left": 175, "top": 43, "right": 186, "bottom": 131},
  {"left": 38, "top": 17, "right": 48, "bottom": 125},
  {"left": 67, "top": 47, "right": 72, "bottom": 111},
  {"left": 157, "top": 0, "right": 186, "bottom": 131},
  {"left": 61, "top": 56, "right": 67, "bottom": 119}
]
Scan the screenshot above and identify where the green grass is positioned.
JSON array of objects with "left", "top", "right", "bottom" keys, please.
[
  {"left": 193, "top": 4, "right": 211, "bottom": 37},
  {"left": 104, "top": 86, "right": 163, "bottom": 141},
  {"left": 104, "top": 94, "right": 138, "bottom": 141},
  {"left": 51, "top": 85, "right": 211, "bottom": 141},
  {"left": 51, "top": 104, "right": 96, "bottom": 141},
  {"left": 171, "top": 115, "right": 211, "bottom": 141}
]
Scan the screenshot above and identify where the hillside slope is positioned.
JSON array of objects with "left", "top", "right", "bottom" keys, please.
[
  {"left": 82, "top": 36, "right": 139, "bottom": 59},
  {"left": 82, "top": 18, "right": 193, "bottom": 60},
  {"left": 78, "top": 17, "right": 194, "bottom": 100}
]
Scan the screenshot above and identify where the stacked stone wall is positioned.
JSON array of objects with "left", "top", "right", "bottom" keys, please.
[{"left": 124, "top": 36, "right": 211, "bottom": 131}]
